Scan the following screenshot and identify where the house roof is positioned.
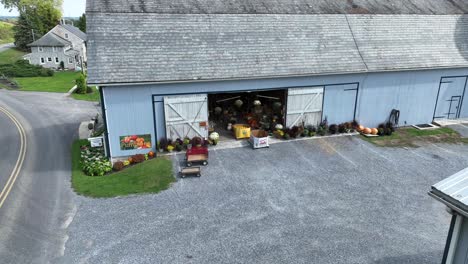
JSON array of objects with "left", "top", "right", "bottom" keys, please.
[
  {"left": 86, "top": 0, "right": 468, "bottom": 14},
  {"left": 62, "top": 24, "right": 87, "bottom": 41},
  {"left": 28, "top": 32, "right": 71, "bottom": 47},
  {"left": 430, "top": 167, "right": 468, "bottom": 216}
]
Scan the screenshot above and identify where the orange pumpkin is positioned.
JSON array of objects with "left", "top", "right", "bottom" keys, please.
[
  {"left": 357, "top": 125, "right": 365, "bottom": 132},
  {"left": 371, "top": 128, "right": 378, "bottom": 135},
  {"left": 363, "top": 128, "right": 372, "bottom": 134},
  {"left": 128, "top": 157, "right": 133, "bottom": 164},
  {"left": 148, "top": 151, "right": 155, "bottom": 158}
]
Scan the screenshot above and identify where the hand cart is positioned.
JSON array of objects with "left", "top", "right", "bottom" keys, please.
[
  {"left": 185, "top": 146, "right": 209, "bottom": 167},
  {"left": 180, "top": 167, "right": 201, "bottom": 178}
]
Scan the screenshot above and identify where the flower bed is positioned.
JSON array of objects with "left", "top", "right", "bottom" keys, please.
[{"left": 80, "top": 144, "right": 112, "bottom": 176}]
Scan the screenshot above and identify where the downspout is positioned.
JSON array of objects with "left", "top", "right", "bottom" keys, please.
[{"left": 99, "top": 86, "right": 112, "bottom": 158}]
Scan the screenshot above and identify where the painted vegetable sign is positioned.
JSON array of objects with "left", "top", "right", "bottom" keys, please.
[{"left": 120, "top": 134, "right": 152, "bottom": 150}]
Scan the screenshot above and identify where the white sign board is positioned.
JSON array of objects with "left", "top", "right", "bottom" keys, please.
[{"left": 88, "top": 137, "right": 103, "bottom": 148}]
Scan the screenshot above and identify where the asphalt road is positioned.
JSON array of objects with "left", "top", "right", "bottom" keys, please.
[
  {"left": 0, "top": 89, "right": 98, "bottom": 263},
  {"left": 0, "top": 109, "right": 20, "bottom": 192},
  {"left": 0, "top": 43, "right": 14, "bottom": 53},
  {"left": 61, "top": 136, "right": 468, "bottom": 264}
]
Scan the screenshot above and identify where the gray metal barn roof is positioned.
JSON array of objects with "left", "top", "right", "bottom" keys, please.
[
  {"left": 87, "top": 0, "right": 468, "bottom": 14},
  {"left": 86, "top": 0, "right": 468, "bottom": 85},
  {"left": 430, "top": 167, "right": 468, "bottom": 215}
]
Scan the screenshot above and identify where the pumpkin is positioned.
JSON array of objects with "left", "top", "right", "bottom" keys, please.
[
  {"left": 357, "top": 125, "right": 365, "bottom": 132},
  {"left": 363, "top": 128, "right": 372, "bottom": 134},
  {"left": 371, "top": 128, "right": 378, "bottom": 135},
  {"left": 275, "top": 124, "right": 284, "bottom": 130},
  {"left": 253, "top": 100, "right": 262, "bottom": 106},
  {"left": 148, "top": 151, "right": 155, "bottom": 158},
  {"left": 128, "top": 157, "right": 133, "bottom": 164},
  {"left": 209, "top": 132, "right": 220, "bottom": 141}
]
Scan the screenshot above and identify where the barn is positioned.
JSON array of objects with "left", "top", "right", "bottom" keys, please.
[{"left": 86, "top": 0, "right": 468, "bottom": 158}]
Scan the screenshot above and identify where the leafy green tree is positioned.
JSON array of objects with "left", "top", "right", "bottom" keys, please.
[
  {"left": 12, "top": 1, "right": 62, "bottom": 50},
  {"left": 76, "top": 13, "right": 86, "bottom": 33},
  {"left": 2, "top": 0, "right": 62, "bottom": 51}
]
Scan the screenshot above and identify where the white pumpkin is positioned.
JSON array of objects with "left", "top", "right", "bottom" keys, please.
[
  {"left": 209, "top": 132, "right": 220, "bottom": 141},
  {"left": 234, "top": 99, "right": 243, "bottom": 108},
  {"left": 214, "top": 107, "right": 222, "bottom": 114},
  {"left": 253, "top": 100, "right": 262, "bottom": 106},
  {"left": 275, "top": 124, "right": 284, "bottom": 130}
]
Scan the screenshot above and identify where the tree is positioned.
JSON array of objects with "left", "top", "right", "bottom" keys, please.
[
  {"left": 1, "top": 0, "right": 62, "bottom": 11},
  {"left": 76, "top": 13, "right": 86, "bottom": 33},
  {"left": 11, "top": 0, "right": 62, "bottom": 51}
]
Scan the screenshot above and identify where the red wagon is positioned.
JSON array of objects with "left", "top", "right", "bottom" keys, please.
[{"left": 185, "top": 146, "right": 209, "bottom": 167}]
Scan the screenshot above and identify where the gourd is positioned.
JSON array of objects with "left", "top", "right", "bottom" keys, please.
[
  {"left": 371, "top": 128, "right": 378, "bottom": 135},
  {"left": 363, "top": 128, "right": 372, "bottom": 134},
  {"left": 358, "top": 125, "right": 364, "bottom": 132}
]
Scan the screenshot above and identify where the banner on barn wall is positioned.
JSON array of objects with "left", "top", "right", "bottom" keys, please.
[{"left": 120, "top": 134, "right": 152, "bottom": 150}]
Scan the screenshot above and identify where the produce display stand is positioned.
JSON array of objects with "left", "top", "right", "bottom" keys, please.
[
  {"left": 180, "top": 167, "right": 201, "bottom": 178},
  {"left": 185, "top": 146, "right": 209, "bottom": 167},
  {"left": 249, "top": 130, "right": 270, "bottom": 149}
]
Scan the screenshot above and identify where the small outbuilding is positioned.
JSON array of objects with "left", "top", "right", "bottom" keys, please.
[
  {"left": 86, "top": 0, "right": 468, "bottom": 158},
  {"left": 430, "top": 168, "right": 468, "bottom": 264}
]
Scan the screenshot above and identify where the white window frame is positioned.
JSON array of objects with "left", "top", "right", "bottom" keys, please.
[
  {"left": 40, "top": 58, "right": 45, "bottom": 64},
  {"left": 47, "top": 57, "right": 52, "bottom": 62},
  {"left": 68, "top": 57, "right": 73, "bottom": 64},
  {"left": 55, "top": 57, "right": 59, "bottom": 64},
  {"left": 52, "top": 46, "right": 56, "bottom": 52},
  {"left": 38, "top": 47, "right": 44, "bottom": 52}
]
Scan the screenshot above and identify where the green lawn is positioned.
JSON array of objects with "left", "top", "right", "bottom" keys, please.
[
  {"left": 72, "top": 140, "right": 175, "bottom": 198},
  {"left": 361, "top": 127, "right": 468, "bottom": 147},
  {"left": 0, "top": 21, "right": 14, "bottom": 45},
  {"left": 15, "top": 71, "right": 80, "bottom": 92},
  {"left": 71, "top": 87, "right": 101, "bottom": 102},
  {"left": 0, "top": 48, "right": 27, "bottom": 64}
]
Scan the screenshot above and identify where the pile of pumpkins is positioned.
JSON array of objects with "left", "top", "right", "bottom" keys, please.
[{"left": 357, "top": 125, "right": 378, "bottom": 135}]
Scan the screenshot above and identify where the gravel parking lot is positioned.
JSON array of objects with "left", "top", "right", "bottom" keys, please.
[{"left": 59, "top": 136, "right": 468, "bottom": 264}]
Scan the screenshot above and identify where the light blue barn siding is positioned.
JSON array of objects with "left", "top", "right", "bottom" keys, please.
[{"left": 103, "top": 68, "right": 468, "bottom": 157}]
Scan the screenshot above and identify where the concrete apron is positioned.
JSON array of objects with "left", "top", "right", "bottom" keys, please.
[{"left": 158, "top": 132, "right": 359, "bottom": 156}]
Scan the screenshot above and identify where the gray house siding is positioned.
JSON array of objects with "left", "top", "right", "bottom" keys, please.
[
  {"left": 25, "top": 46, "right": 76, "bottom": 70},
  {"left": 50, "top": 25, "right": 87, "bottom": 63},
  {"left": 102, "top": 67, "right": 468, "bottom": 158}
]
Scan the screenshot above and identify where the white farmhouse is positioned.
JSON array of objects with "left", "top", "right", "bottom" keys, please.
[{"left": 24, "top": 22, "right": 87, "bottom": 70}]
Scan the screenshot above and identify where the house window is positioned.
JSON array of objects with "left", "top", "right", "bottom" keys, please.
[
  {"left": 52, "top": 47, "right": 56, "bottom": 52},
  {"left": 68, "top": 57, "right": 73, "bottom": 64},
  {"left": 55, "top": 57, "right": 59, "bottom": 63},
  {"left": 38, "top": 47, "right": 43, "bottom": 52},
  {"left": 47, "top": 57, "right": 52, "bottom": 62},
  {"left": 65, "top": 33, "right": 69, "bottom": 39},
  {"left": 40, "top": 58, "right": 45, "bottom": 64}
]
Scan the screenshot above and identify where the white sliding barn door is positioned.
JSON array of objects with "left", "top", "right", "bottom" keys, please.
[
  {"left": 286, "top": 87, "right": 324, "bottom": 127},
  {"left": 164, "top": 94, "right": 209, "bottom": 140}
]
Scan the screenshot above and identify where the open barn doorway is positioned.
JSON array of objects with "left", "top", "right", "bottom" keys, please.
[{"left": 208, "top": 90, "right": 287, "bottom": 141}]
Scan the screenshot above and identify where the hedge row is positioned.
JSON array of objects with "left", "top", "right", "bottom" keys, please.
[{"left": 0, "top": 60, "right": 54, "bottom": 77}]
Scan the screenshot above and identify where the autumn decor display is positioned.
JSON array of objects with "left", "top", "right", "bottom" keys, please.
[
  {"left": 131, "top": 154, "right": 146, "bottom": 164},
  {"left": 113, "top": 161, "right": 125, "bottom": 171},
  {"left": 120, "top": 134, "right": 152, "bottom": 150},
  {"left": 191, "top": 137, "right": 203, "bottom": 147}
]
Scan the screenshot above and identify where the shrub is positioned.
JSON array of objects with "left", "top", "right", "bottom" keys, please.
[
  {"left": 113, "top": 161, "right": 125, "bottom": 171},
  {"left": 329, "top": 124, "right": 338, "bottom": 134},
  {"left": 338, "top": 123, "right": 346, "bottom": 133},
  {"left": 378, "top": 128, "right": 385, "bottom": 136},
  {"left": 0, "top": 60, "right": 55, "bottom": 77},
  {"left": 131, "top": 154, "right": 145, "bottom": 164},
  {"left": 75, "top": 74, "right": 87, "bottom": 94},
  {"left": 80, "top": 146, "right": 112, "bottom": 176},
  {"left": 159, "top": 138, "right": 168, "bottom": 151},
  {"left": 302, "top": 129, "right": 309, "bottom": 137}
]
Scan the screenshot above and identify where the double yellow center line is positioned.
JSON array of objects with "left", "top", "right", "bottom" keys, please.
[{"left": 0, "top": 106, "right": 27, "bottom": 209}]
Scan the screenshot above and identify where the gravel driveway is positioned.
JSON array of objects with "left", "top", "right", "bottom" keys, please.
[{"left": 60, "top": 136, "right": 468, "bottom": 264}]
